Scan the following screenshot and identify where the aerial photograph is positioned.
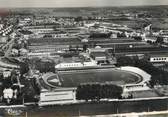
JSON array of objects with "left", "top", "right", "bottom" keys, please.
[{"left": 0, "top": 0, "right": 168, "bottom": 116}]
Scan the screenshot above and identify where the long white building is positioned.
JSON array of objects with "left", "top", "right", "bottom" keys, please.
[{"left": 55, "top": 58, "right": 97, "bottom": 69}]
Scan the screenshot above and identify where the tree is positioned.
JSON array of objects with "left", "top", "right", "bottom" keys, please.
[
  {"left": 74, "top": 16, "right": 83, "bottom": 22},
  {"left": 30, "top": 58, "right": 55, "bottom": 73},
  {"left": 76, "top": 83, "right": 123, "bottom": 101},
  {"left": 117, "top": 56, "right": 135, "bottom": 67},
  {"left": 11, "top": 70, "right": 18, "bottom": 84},
  {"left": 2, "top": 78, "right": 12, "bottom": 88},
  {"left": 156, "top": 36, "right": 164, "bottom": 44},
  {"left": 20, "top": 60, "right": 29, "bottom": 76},
  {"left": 83, "top": 44, "right": 88, "bottom": 52},
  {"left": 117, "top": 32, "right": 126, "bottom": 38},
  {"left": 69, "top": 45, "right": 73, "bottom": 51},
  {"left": 133, "top": 36, "right": 142, "bottom": 41},
  {"left": 22, "top": 78, "right": 39, "bottom": 103}
]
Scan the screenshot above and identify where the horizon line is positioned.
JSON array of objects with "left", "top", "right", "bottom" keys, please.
[{"left": 0, "top": 4, "right": 167, "bottom": 9}]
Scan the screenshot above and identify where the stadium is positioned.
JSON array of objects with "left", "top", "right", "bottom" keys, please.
[{"left": 38, "top": 66, "right": 151, "bottom": 106}]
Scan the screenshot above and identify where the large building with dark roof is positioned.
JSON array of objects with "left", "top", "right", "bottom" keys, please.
[{"left": 28, "top": 37, "right": 83, "bottom": 53}]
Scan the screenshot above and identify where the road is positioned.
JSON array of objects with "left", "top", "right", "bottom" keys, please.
[
  {"left": 0, "top": 32, "right": 19, "bottom": 69},
  {"left": 0, "top": 97, "right": 167, "bottom": 117},
  {"left": 2, "top": 37, "right": 14, "bottom": 52},
  {"left": 4, "top": 38, "right": 15, "bottom": 57},
  {"left": 0, "top": 58, "right": 19, "bottom": 69}
]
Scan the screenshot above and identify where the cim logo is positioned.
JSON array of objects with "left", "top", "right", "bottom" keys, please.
[{"left": 5, "top": 108, "right": 23, "bottom": 116}]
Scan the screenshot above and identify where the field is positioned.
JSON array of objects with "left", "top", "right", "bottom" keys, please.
[{"left": 57, "top": 68, "right": 141, "bottom": 87}]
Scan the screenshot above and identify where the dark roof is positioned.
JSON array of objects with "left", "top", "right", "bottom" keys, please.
[
  {"left": 19, "top": 30, "right": 33, "bottom": 35},
  {"left": 90, "top": 52, "right": 107, "bottom": 57}
]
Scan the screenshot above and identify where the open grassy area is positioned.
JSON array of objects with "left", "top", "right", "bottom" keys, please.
[{"left": 57, "top": 68, "right": 141, "bottom": 87}]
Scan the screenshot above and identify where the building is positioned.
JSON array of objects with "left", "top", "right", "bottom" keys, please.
[
  {"left": 87, "top": 37, "right": 148, "bottom": 49},
  {"left": 3, "top": 70, "right": 11, "bottom": 78},
  {"left": 149, "top": 54, "right": 168, "bottom": 63},
  {"left": 88, "top": 48, "right": 116, "bottom": 65},
  {"left": 28, "top": 37, "right": 82, "bottom": 53},
  {"left": 90, "top": 51, "right": 107, "bottom": 63},
  {"left": 23, "top": 26, "right": 54, "bottom": 34},
  {"left": 55, "top": 54, "right": 97, "bottom": 69},
  {"left": 0, "top": 25, "right": 13, "bottom": 36},
  {"left": 0, "top": 36, "right": 7, "bottom": 43},
  {"left": 144, "top": 36, "right": 157, "bottom": 43}
]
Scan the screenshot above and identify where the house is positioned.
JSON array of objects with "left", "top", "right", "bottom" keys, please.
[
  {"left": 90, "top": 51, "right": 107, "bottom": 64},
  {"left": 3, "top": 70, "right": 11, "bottom": 78},
  {"left": 149, "top": 54, "right": 168, "bottom": 63},
  {"left": 144, "top": 36, "right": 157, "bottom": 43}
]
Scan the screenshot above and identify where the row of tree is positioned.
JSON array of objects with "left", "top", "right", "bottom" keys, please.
[
  {"left": 76, "top": 83, "right": 123, "bottom": 101},
  {"left": 20, "top": 77, "right": 40, "bottom": 103}
]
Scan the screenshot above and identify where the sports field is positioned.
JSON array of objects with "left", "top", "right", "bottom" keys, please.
[{"left": 56, "top": 68, "right": 142, "bottom": 88}]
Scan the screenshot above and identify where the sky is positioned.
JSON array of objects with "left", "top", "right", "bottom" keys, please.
[{"left": 0, "top": 0, "right": 168, "bottom": 8}]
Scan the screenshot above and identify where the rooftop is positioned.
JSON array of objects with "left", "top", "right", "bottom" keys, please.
[
  {"left": 28, "top": 37, "right": 81, "bottom": 45},
  {"left": 19, "top": 30, "right": 33, "bottom": 35},
  {"left": 90, "top": 52, "right": 107, "bottom": 58},
  {"left": 150, "top": 53, "right": 168, "bottom": 57},
  {"left": 59, "top": 55, "right": 91, "bottom": 63}
]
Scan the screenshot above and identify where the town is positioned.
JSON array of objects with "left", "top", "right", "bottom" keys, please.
[{"left": 0, "top": 6, "right": 168, "bottom": 116}]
